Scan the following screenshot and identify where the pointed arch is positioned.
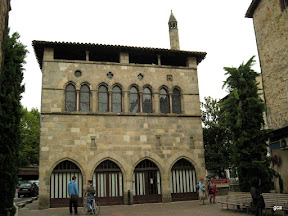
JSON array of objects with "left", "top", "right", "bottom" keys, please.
[
  {"left": 170, "top": 157, "right": 198, "bottom": 201},
  {"left": 50, "top": 159, "right": 84, "bottom": 207},
  {"left": 133, "top": 158, "right": 162, "bottom": 204},
  {"left": 80, "top": 84, "right": 90, "bottom": 112},
  {"left": 65, "top": 83, "right": 76, "bottom": 112},
  {"left": 129, "top": 85, "right": 140, "bottom": 113},
  {"left": 159, "top": 86, "right": 170, "bottom": 114},
  {"left": 92, "top": 159, "right": 124, "bottom": 205},
  {"left": 172, "top": 86, "right": 181, "bottom": 114},
  {"left": 98, "top": 84, "right": 109, "bottom": 112},
  {"left": 143, "top": 85, "right": 152, "bottom": 113},
  {"left": 112, "top": 85, "right": 122, "bottom": 113}
]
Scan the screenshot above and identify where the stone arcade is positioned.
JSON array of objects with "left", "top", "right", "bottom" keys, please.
[{"left": 33, "top": 11, "right": 207, "bottom": 208}]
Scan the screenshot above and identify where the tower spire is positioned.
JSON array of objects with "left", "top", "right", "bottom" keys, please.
[{"left": 168, "top": 10, "right": 180, "bottom": 50}]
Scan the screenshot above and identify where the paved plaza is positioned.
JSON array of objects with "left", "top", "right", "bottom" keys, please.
[{"left": 19, "top": 199, "right": 252, "bottom": 216}]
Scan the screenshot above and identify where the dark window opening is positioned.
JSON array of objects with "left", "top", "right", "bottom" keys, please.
[
  {"left": 160, "top": 88, "right": 170, "bottom": 114},
  {"left": 74, "top": 70, "right": 82, "bottom": 77},
  {"left": 129, "top": 53, "right": 158, "bottom": 65},
  {"left": 89, "top": 49, "right": 119, "bottom": 63},
  {"left": 143, "top": 87, "right": 152, "bottom": 113},
  {"left": 80, "top": 84, "right": 90, "bottom": 112},
  {"left": 54, "top": 160, "right": 80, "bottom": 171},
  {"left": 172, "top": 159, "right": 194, "bottom": 170},
  {"left": 280, "top": 0, "right": 288, "bottom": 10},
  {"left": 161, "top": 55, "right": 187, "bottom": 67},
  {"left": 54, "top": 47, "right": 86, "bottom": 61},
  {"left": 98, "top": 85, "right": 109, "bottom": 112},
  {"left": 135, "top": 159, "right": 158, "bottom": 170},
  {"left": 130, "top": 87, "right": 139, "bottom": 113},
  {"left": 96, "top": 160, "right": 121, "bottom": 171},
  {"left": 112, "top": 86, "right": 122, "bottom": 113},
  {"left": 65, "top": 84, "right": 76, "bottom": 112},
  {"left": 172, "top": 88, "right": 181, "bottom": 114}
]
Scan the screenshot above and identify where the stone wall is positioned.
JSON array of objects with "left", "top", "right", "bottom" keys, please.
[
  {"left": 0, "top": 0, "right": 10, "bottom": 90},
  {"left": 253, "top": 0, "right": 288, "bottom": 130},
  {"left": 252, "top": 0, "right": 288, "bottom": 194}
]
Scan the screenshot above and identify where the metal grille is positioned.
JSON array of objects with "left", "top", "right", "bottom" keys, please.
[
  {"left": 93, "top": 160, "right": 123, "bottom": 200},
  {"left": 50, "top": 160, "right": 83, "bottom": 199}
]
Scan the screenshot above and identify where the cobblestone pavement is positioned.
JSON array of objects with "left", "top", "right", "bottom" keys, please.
[{"left": 19, "top": 199, "right": 254, "bottom": 216}]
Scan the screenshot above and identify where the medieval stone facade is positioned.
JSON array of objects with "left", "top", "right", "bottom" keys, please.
[
  {"left": 246, "top": 0, "right": 288, "bottom": 193},
  {"left": 34, "top": 13, "right": 207, "bottom": 208},
  {"left": 0, "top": 0, "right": 10, "bottom": 96}
]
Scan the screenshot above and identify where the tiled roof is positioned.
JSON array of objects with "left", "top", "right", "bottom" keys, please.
[
  {"left": 245, "top": 0, "right": 261, "bottom": 18},
  {"left": 32, "top": 40, "right": 206, "bottom": 69},
  {"left": 169, "top": 10, "right": 177, "bottom": 23}
]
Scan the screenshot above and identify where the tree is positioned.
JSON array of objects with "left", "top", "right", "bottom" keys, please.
[
  {"left": 0, "top": 31, "right": 27, "bottom": 215},
  {"left": 221, "top": 56, "right": 272, "bottom": 192},
  {"left": 19, "top": 107, "right": 40, "bottom": 167},
  {"left": 201, "top": 97, "right": 231, "bottom": 178}
]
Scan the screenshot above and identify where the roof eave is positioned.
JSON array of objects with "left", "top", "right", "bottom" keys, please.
[
  {"left": 245, "top": 0, "right": 261, "bottom": 18},
  {"left": 32, "top": 40, "right": 206, "bottom": 69}
]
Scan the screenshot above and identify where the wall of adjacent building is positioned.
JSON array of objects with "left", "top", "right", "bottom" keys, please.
[
  {"left": 0, "top": 0, "right": 10, "bottom": 91},
  {"left": 252, "top": 0, "right": 288, "bottom": 130},
  {"left": 251, "top": 0, "right": 288, "bottom": 193}
]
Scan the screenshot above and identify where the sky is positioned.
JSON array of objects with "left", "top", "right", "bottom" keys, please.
[{"left": 8, "top": 0, "right": 260, "bottom": 111}]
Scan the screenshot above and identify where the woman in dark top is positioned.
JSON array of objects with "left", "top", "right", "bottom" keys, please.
[{"left": 250, "top": 177, "right": 265, "bottom": 216}]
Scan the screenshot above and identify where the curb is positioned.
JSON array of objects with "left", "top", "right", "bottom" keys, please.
[
  {"left": 26, "top": 199, "right": 33, "bottom": 204},
  {"left": 16, "top": 196, "right": 38, "bottom": 208},
  {"left": 16, "top": 203, "right": 25, "bottom": 208}
]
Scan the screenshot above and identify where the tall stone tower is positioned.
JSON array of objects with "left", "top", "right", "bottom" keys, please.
[
  {"left": 246, "top": 0, "right": 288, "bottom": 193},
  {"left": 168, "top": 11, "right": 180, "bottom": 50}
]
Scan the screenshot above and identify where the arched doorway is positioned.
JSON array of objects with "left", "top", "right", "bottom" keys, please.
[
  {"left": 170, "top": 158, "right": 197, "bottom": 201},
  {"left": 133, "top": 159, "right": 162, "bottom": 204},
  {"left": 50, "top": 160, "right": 83, "bottom": 207},
  {"left": 93, "top": 160, "right": 123, "bottom": 205}
]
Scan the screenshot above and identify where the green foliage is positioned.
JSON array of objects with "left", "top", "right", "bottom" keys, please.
[
  {"left": 201, "top": 97, "right": 231, "bottom": 178},
  {"left": 221, "top": 56, "right": 272, "bottom": 192},
  {"left": 0, "top": 30, "right": 27, "bottom": 215},
  {"left": 19, "top": 107, "right": 40, "bottom": 167}
]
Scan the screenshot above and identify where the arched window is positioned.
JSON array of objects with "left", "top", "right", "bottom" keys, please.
[
  {"left": 130, "top": 86, "right": 139, "bottom": 113},
  {"left": 80, "top": 84, "right": 90, "bottom": 112},
  {"left": 172, "top": 88, "right": 181, "bottom": 114},
  {"left": 170, "top": 159, "right": 197, "bottom": 201},
  {"left": 65, "top": 84, "right": 76, "bottom": 112},
  {"left": 50, "top": 160, "right": 83, "bottom": 207},
  {"left": 160, "top": 88, "right": 169, "bottom": 114},
  {"left": 133, "top": 159, "right": 162, "bottom": 203},
  {"left": 112, "top": 86, "right": 122, "bottom": 113},
  {"left": 98, "top": 85, "right": 108, "bottom": 112},
  {"left": 143, "top": 87, "right": 152, "bottom": 113}
]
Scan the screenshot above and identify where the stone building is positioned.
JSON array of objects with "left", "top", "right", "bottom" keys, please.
[
  {"left": 246, "top": 0, "right": 288, "bottom": 193},
  {"left": 33, "top": 11, "right": 207, "bottom": 208},
  {"left": 0, "top": 0, "right": 10, "bottom": 104}
]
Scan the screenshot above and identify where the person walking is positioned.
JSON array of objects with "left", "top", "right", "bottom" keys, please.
[
  {"left": 83, "top": 180, "right": 96, "bottom": 213},
  {"left": 198, "top": 178, "right": 206, "bottom": 205},
  {"left": 207, "top": 178, "right": 217, "bottom": 203},
  {"left": 68, "top": 176, "right": 79, "bottom": 215},
  {"left": 251, "top": 177, "right": 265, "bottom": 216}
]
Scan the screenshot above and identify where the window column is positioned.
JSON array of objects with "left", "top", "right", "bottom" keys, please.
[
  {"left": 76, "top": 89, "right": 80, "bottom": 111},
  {"left": 169, "top": 92, "right": 173, "bottom": 114},
  {"left": 154, "top": 93, "right": 160, "bottom": 113},
  {"left": 108, "top": 90, "right": 112, "bottom": 112},
  {"left": 124, "top": 91, "right": 129, "bottom": 113},
  {"left": 139, "top": 91, "right": 143, "bottom": 113}
]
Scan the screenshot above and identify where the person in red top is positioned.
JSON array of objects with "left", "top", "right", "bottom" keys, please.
[{"left": 207, "top": 178, "right": 217, "bottom": 203}]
